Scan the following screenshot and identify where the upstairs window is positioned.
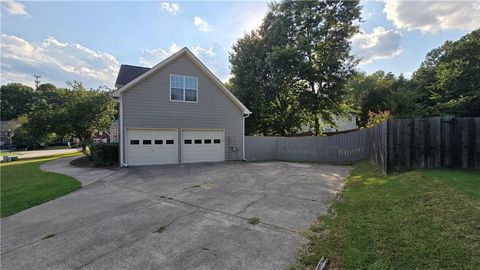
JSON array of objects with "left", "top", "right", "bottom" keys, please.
[{"left": 170, "top": 74, "right": 198, "bottom": 102}]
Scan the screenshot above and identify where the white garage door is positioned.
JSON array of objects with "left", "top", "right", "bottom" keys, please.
[
  {"left": 126, "top": 129, "right": 177, "bottom": 166},
  {"left": 182, "top": 130, "right": 224, "bottom": 163}
]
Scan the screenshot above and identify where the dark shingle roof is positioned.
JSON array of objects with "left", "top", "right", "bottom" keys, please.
[{"left": 115, "top": 64, "right": 150, "bottom": 87}]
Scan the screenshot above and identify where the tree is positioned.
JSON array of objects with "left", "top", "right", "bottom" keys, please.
[
  {"left": 344, "top": 71, "right": 422, "bottom": 126},
  {"left": 54, "top": 82, "right": 116, "bottom": 151},
  {"left": 230, "top": 0, "right": 361, "bottom": 135},
  {"left": 412, "top": 28, "right": 480, "bottom": 116},
  {"left": 36, "top": 83, "right": 68, "bottom": 106},
  {"left": 230, "top": 32, "right": 269, "bottom": 135},
  {"left": 230, "top": 30, "right": 303, "bottom": 136},
  {"left": 12, "top": 110, "right": 57, "bottom": 149},
  {"left": 274, "top": 0, "right": 362, "bottom": 135},
  {"left": 0, "top": 83, "right": 36, "bottom": 120}
]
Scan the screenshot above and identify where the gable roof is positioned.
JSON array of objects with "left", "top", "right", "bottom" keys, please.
[
  {"left": 112, "top": 47, "right": 251, "bottom": 115},
  {"left": 115, "top": 65, "right": 150, "bottom": 88}
]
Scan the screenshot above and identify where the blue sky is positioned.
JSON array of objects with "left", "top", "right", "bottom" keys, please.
[{"left": 1, "top": 0, "right": 479, "bottom": 88}]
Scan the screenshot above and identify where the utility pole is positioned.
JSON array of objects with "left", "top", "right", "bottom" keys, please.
[
  {"left": 34, "top": 74, "right": 41, "bottom": 89},
  {"left": 8, "top": 129, "right": 12, "bottom": 153}
]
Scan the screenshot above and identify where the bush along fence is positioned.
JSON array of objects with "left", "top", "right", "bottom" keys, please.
[
  {"left": 370, "top": 117, "right": 480, "bottom": 173},
  {"left": 245, "top": 117, "right": 480, "bottom": 174}
]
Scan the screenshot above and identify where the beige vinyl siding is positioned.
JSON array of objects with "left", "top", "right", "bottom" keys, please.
[{"left": 122, "top": 54, "right": 244, "bottom": 162}]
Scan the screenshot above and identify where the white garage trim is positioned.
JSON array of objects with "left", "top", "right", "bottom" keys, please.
[
  {"left": 119, "top": 95, "right": 125, "bottom": 166},
  {"left": 181, "top": 129, "right": 225, "bottom": 163}
]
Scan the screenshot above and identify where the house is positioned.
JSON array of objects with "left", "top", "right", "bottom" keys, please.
[
  {"left": 323, "top": 113, "right": 358, "bottom": 133},
  {"left": 109, "top": 120, "right": 119, "bottom": 143},
  {"left": 93, "top": 131, "right": 110, "bottom": 144},
  {"left": 112, "top": 47, "right": 251, "bottom": 166},
  {"left": 299, "top": 113, "right": 358, "bottom": 135}
]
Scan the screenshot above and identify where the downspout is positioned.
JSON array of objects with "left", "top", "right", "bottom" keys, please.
[
  {"left": 242, "top": 113, "right": 250, "bottom": 161},
  {"left": 119, "top": 94, "right": 126, "bottom": 167}
]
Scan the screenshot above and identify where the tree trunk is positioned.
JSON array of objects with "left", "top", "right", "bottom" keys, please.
[
  {"left": 310, "top": 81, "right": 320, "bottom": 136},
  {"left": 314, "top": 114, "right": 320, "bottom": 136}
]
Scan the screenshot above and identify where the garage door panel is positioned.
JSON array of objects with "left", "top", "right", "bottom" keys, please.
[
  {"left": 182, "top": 130, "right": 224, "bottom": 163},
  {"left": 127, "top": 129, "right": 177, "bottom": 166}
]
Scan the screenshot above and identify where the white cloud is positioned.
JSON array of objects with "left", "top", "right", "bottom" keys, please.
[
  {"left": 0, "top": 34, "right": 120, "bottom": 88},
  {"left": 2, "top": 0, "right": 29, "bottom": 16},
  {"left": 159, "top": 2, "right": 180, "bottom": 15},
  {"left": 229, "top": 4, "right": 267, "bottom": 35},
  {"left": 352, "top": 27, "right": 403, "bottom": 64},
  {"left": 193, "top": 16, "right": 212, "bottom": 32},
  {"left": 139, "top": 43, "right": 182, "bottom": 67},
  {"left": 384, "top": 0, "right": 480, "bottom": 32},
  {"left": 139, "top": 42, "right": 230, "bottom": 81},
  {"left": 191, "top": 44, "right": 215, "bottom": 57}
]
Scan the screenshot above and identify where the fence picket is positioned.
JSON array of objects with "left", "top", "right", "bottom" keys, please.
[{"left": 245, "top": 117, "right": 479, "bottom": 173}]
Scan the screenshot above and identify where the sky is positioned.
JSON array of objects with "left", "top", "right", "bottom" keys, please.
[{"left": 1, "top": 0, "right": 479, "bottom": 89}]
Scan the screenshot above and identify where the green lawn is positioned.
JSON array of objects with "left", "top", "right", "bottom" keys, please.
[
  {"left": 0, "top": 153, "right": 82, "bottom": 217},
  {"left": 292, "top": 161, "right": 480, "bottom": 270}
]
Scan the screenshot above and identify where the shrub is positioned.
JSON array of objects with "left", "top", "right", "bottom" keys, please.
[{"left": 89, "top": 143, "right": 119, "bottom": 166}]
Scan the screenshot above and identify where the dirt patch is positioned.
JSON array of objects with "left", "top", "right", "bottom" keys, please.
[{"left": 69, "top": 156, "right": 118, "bottom": 170}]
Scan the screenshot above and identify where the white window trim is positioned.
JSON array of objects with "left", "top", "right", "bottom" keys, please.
[{"left": 169, "top": 74, "right": 198, "bottom": 103}]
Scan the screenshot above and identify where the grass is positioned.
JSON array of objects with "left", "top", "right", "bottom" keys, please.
[
  {"left": 248, "top": 217, "right": 260, "bottom": 225},
  {"left": 292, "top": 161, "right": 480, "bottom": 270},
  {"left": 0, "top": 153, "right": 83, "bottom": 217}
]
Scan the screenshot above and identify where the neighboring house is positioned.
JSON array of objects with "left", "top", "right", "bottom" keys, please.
[
  {"left": 323, "top": 113, "right": 358, "bottom": 133},
  {"left": 93, "top": 132, "right": 110, "bottom": 143},
  {"left": 109, "top": 119, "right": 119, "bottom": 143},
  {"left": 299, "top": 113, "right": 358, "bottom": 135},
  {"left": 0, "top": 119, "right": 23, "bottom": 147},
  {"left": 112, "top": 47, "right": 251, "bottom": 166}
]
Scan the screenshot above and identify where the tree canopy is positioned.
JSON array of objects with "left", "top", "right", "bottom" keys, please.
[
  {"left": 55, "top": 82, "right": 116, "bottom": 150},
  {"left": 5, "top": 81, "right": 117, "bottom": 150},
  {"left": 412, "top": 28, "right": 480, "bottom": 117},
  {"left": 344, "top": 71, "right": 421, "bottom": 126},
  {"left": 345, "top": 28, "right": 479, "bottom": 127},
  {"left": 0, "top": 83, "right": 36, "bottom": 121},
  {"left": 230, "top": 0, "right": 362, "bottom": 135}
]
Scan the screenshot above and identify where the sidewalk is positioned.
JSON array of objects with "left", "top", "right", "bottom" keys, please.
[{"left": 2, "top": 148, "right": 81, "bottom": 159}]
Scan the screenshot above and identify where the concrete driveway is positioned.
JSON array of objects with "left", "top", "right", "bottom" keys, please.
[{"left": 1, "top": 157, "right": 350, "bottom": 270}]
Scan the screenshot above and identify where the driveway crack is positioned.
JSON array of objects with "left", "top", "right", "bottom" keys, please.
[
  {"left": 233, "top": 193, "right": 268, "bottom": 215},
  {"left": 1, "top": 197, "right": 162, "bottom": 256},
  {"left": 107, "top": 182, "right": 297, "bottom": 234},
  {"left": 72, "top": 208, "right": 199, "bottom": 270}
]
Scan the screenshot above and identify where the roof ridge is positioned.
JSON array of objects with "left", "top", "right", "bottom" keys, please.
[{"left": 120, "top": 64, "right": 150, "bottom": 69}]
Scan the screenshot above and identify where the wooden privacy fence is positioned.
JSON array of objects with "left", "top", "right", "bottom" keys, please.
[
  {"left": 369, "top": 117, "right": 480, "bottom": 173},
  {"left": 245, "top": 128, "right": 369, "bottom": 163},
  {"left": 245, "top": 117, "right": 480, "bottom": 173}
]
